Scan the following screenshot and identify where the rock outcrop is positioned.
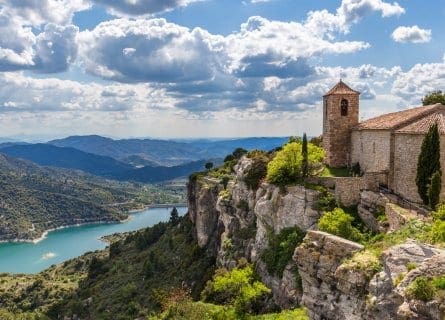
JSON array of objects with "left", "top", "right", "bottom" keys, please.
[
  {"left": 188, "top": 157, "right": 323, "bottom": 308},
  {"left": 187, "top": 157, "right": 445, "bottom": 319}
]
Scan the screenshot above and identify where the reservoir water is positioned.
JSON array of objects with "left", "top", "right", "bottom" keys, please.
[{"left": 0, "top": 206, "right": 188, "bottom": 274}]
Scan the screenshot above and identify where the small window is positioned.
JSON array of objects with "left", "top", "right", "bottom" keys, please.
[{"left": 341, "top": 99, "right": 348, "bottom": 116}]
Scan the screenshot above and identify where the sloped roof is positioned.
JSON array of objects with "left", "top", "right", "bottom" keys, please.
[
  {"left": 353, "top": 104, "right": 445, "bottom": 132},
  {"left": 323, "top": 80, "right": 360, "bottom": 96},
  {"left": 396, "top": 107, "right": 445, "bottom": 134}
]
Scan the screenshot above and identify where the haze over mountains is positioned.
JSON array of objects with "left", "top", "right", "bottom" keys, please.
[{"left": 0, "top": 135, "right": 288, "bottom": 183}]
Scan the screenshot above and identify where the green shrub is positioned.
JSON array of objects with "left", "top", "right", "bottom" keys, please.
[
  {"left": 261, "top": 227, "right": 306, "bottom": 277},
  {"left": 405, "top": 276, "right": 436, "bottom": 301},
  {"left": 244, "top": 154, "right": 269, "bottom": 190},
  {"left": 432, "top": 275, "right": 445, "bottom": 290},
  {"left": 406, "top": 262, "right": 417, "bottom": 272},
  {"left": 315, "top": 187, "right": 337, "bottom": 212},
  {"left": 430, "top": 219, "right": 445, "bottom": 243},
  {"left": 318, "top": 208, "right": 364, "bottom": 242},
  {"left": 201, "top": 264, "right": 271, "bottom": 315},
  {"left": 266, "top": 142, "right": 324, "bottom": 186}
]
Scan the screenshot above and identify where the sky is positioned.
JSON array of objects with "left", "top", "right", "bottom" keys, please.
[{"left": 0, "top": 0, "right": 444, "bottom": 140}]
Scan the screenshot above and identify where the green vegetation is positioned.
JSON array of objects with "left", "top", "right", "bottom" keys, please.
[
  {"left": 341, "top": 250, "right": 382, "bottom": 281},
  {"left": 406, "top": 276, "right": 436, "bottom": 301},
  {"left": 266, "top": 141, "right": 324, "bottom": 186},
  {"left": 422, "top": 90, "right": 445, "bottom": 105},
  {"left": 416, "top": 123, "right": 441, "bottom": 206},
  {"left": 320, "top": 166, "right": 351, "bottom": 177},
  {"left": 428, "top": 171, "right": 442, "bottom": 210},
  {"left": 244, "top": 151, "right": 270, "bottom": 190},
  {"left": 301, "top": 133, "right": 308, "bottom": 178},
  {"left": 318, "top": 208, "right": 364, "bottom": 242},
  {"left": 261, "top": 227, "right": 306, "bottom": 278},
  {"left": 150, "top": 299, "right": 308, "bottom": 320},
  {"left": 314, "top": 187, "right": 337, "bottom": 212},
  {"left": 201, "top": 264, "right": 271, "bottom": 315}
]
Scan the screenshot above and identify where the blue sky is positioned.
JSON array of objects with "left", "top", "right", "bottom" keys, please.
[{"left": 0, "top": 0, "right": 444, "bottom": 140}]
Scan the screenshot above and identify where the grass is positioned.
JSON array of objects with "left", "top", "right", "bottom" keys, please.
[{"left": 320, "top": 166, "right": 351, "bottom": 177}]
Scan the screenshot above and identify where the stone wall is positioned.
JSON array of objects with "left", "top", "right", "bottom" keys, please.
[
  {"left": 323, "top": 93, "right": 359, "bottom": 167},
  {"left": 351, "top": 130, "right": 391, "bottom": 172},
  {"left": 335, "top": 177, "right": 362, "bottom": 207},
  {"left": 392, "top": 133, "right": 445, "bottom": 203}
]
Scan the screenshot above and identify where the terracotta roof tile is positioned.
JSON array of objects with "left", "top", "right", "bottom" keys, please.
[
  {"left": 396, "top": 108, "right": 445, "bottom": 134},
  {"left": 353, "top": 104, "right": 442, "bottom": 131},
  {"left": 324, "top": 80, "right": 360, "bottom": 96}
]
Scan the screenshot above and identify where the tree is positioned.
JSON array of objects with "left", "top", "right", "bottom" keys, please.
[
  {"left": 220, "top": 175, "right": 230, "bottom": 189},
  {"left": 423, "top": 91, "right": 445, "bottom": 106},
  {"left": 416, "top": 123, "right": 441, "bottom": 205},
  {"left": 205, "top": 162, "right": 213, "bottom": 171},
  {"left": 428, "top": 171, "right": 442, "bottom": 210},
  {"left": 302, "top": 133, "right": 309, "bottom": 178},
  {"left": 169, "top": 207, "right": 179, "bottom": 225},
  {"left": 232, "top": 147, "right": 247, "bottom": 159}
]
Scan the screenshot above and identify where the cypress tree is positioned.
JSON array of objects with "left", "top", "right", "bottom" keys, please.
[
  {"left": 428, "top": 171, "right": 442, "bottom": 210},
  {"left": 302, "top": 133, "right": 308, "bottom": 178},
  {"left": 416, "top": 123, "right": 441, "bottom": 205}
]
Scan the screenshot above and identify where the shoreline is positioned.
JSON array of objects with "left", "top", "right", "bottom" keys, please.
[{"left": 0, "top": 203, "right": 188, "bottom": 244}]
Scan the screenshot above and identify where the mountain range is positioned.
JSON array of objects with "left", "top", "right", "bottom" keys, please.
[{"left": 0, "top": 135, "right": 288, "bottom": 183}]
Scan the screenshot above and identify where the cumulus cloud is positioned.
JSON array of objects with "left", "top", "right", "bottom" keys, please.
[
  {"left": 391, "top": 25, "right": 432, "bottom": 43},
  {"left": 79, "top": 18, "right": 223, "bottom": 83},
  {"left": 0, "top": 72, "right": 173, "bottom": 113},
  {"left": 92, "top": 0, "right": 201, "bottom": 16},
  {"left": 1, "top": 0, "right": 89, "bottom": 26},
  {"left": 391, "top": 57, "right": 445, "bottom": 105},
  {"left": 305, "top": 0, "right": 404, "bottom": 35}
]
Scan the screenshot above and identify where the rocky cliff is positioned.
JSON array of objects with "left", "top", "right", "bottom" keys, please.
[
  {"left": 188, "top": 156, "right": 445, "bottom": 319},
  {"left": 188, "top": 157, "right": 323, "bottom": 308}
]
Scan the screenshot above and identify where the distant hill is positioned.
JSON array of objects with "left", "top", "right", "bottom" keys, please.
[
  {"left": 115, "top": 159, "right": 220, "bottom": 183},
  {"left": 49, "top": 135, "right": 202, "bottom": 166},
  {"left": 48, "top": 135, "right": 288, "bottom": 166},
  {"left": 0, "top": 143, "right": 220, "bottom": 183},
  {"left": 0, "top": 154, "right": 144, "bottom": 241},
  {"left": 0, "top": 144, "right": 133, "bottom": 177}
]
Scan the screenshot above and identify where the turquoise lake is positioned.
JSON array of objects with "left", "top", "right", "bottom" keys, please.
[{"left": 0, "top": 206, "right": 188, "bottom": 274}]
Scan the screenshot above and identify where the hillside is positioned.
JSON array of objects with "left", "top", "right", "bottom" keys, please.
[
  {"left": 0, "top": 143, "right": 220, "bottom": 183},
  {"left": 0, "top": 144, "right": 133, "bottom": 177},
  {"left": 0, "top": 154, "right": 182, "bottom": 241},
  {"left": 48, "top": 135, "right": 288, "bottom": 166}
]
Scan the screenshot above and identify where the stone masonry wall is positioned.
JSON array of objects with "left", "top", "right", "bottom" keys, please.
[
  {"left": 351, "top": 130, "right": 391, "bottom": 172},
  {"left": 323, "top": 93, "right": 359, "bottom": 167},
  {"left": 393, "top": 133, "right": 445, "bottom": 203},
  {"left": 335, "top": 177, "right": 362, "bottom": 207}
]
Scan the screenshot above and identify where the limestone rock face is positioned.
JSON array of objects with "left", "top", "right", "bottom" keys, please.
[
  {"left": 187, "top": 157, "right": 323, "bottom": 308},
  {"left": 294, "top": 230, "right": 366, "bottom": 320}
]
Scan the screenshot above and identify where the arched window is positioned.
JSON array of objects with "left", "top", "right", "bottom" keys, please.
[{"left": 341, "top": 99, "right": 348, "bottom": 116}]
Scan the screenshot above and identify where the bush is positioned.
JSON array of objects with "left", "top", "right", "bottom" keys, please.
[
  {"left": 201, "top": 264, "right": 271, "bottom": 315},
  {"left": 318, "top": 208, "right": 364, "bottom": 242},
  {"left": 244, "top": 154, "right": 269, "bottom": 190},
  {"left": 405, "top": 276, "right": 436, "bottom": 301},
  {"left": 261, "top": 226, "right": 306, "bottom": 277},
  {"left": 266, "top": 142, "right": 324, "bottom": 186},
  {"left": 430, "top": 219, "right": 445, "bottom": 243}
]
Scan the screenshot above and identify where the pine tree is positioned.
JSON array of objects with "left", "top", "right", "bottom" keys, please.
[
  {"left": 428, "top": 171, "right": 442, "bottom": 210},
  {"left": 416, "top": 123, "right": 441, "bottom": 205},
  {"left": 302, "top": 133, "right": 308, "bottom": 178},
  {"left": 169, "top": 207, "right": 179, "bottom": 225}
]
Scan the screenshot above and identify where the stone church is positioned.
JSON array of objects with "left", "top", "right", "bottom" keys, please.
[{"left": 322, "top": 80, "right": 445, "bottom": 204}]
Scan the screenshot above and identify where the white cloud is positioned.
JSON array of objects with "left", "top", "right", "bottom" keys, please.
[
  {"left": 91, "top": 0, "right": 201, "bottom": 16},
  {"left": 1, "top": 0, "right": 90, "bottom": 26},
  {"left": 79, "top": 18, "right": 224, "bottom": 83},
  {"left": 305, "top": 0, "right": 405, "bottom": 35},
  {"left": 391, "top": 25, "right": 432, "bottom": 43},
  {"left": 391, "top": 58, "right": 445, "bottom": 105}
]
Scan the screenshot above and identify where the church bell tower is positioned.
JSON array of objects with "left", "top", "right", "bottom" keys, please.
[{"left": 322, "top": 80, "right": 360, "bottom": 168}]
